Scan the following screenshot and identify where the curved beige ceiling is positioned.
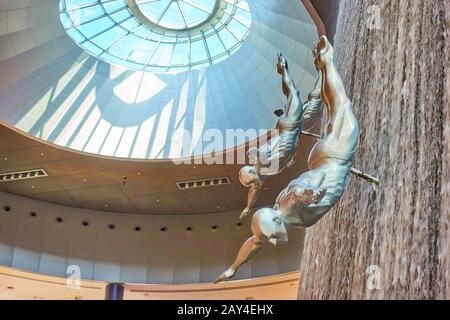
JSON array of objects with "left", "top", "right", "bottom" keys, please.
[{"left": 0, "top": 123, "right": 317, "bottom": 214}]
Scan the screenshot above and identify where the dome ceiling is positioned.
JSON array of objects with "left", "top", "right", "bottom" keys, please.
[
  {"left": 60, "top": 0, "right": 252, "bottom": 72},
  {"left": 0, "top": 0, "right": 318, "bottom": 160}
]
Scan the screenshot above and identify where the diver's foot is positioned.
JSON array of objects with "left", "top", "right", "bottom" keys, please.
[
  {"left": 214, "top": 268, "right": 236, "bottom": 284},
  {"left": 313, "top": 36, "right": 333, "bottom": 70}
]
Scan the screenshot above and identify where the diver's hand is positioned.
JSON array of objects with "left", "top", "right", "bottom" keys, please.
[
  {"left": 240, "top": 207, "right": 252, "bottom": 220},
  {"left": 287, "top": 158, "right": 295, "bottom": 168},
  {"left": 277, "top": 53, "right": 288, "bottom": 74},
  {"left": 214, "top": 267, "right": 236, "bottom": 284},
  {"left": 294, "top": 186, "right": 327, "bottom": 205}
]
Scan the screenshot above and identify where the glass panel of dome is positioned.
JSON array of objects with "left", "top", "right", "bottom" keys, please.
[
  {"left": 217, "top": 27, "right": 238, "bottom": 50},
  {"left": 91, "top": 26, "right": 127, "bottom": 50},
  {"left": 171, "top": 42, "right": 190, "bottom": 66},
  {"left": 103, "top": 0, "right": 127, "bottom": 13},
  {"left": 70, "top": 4, "right": 104, "bottom": 25},
  {"left": 149, "top": 42, "right": 174, "bottom": 66},
  {"left": 136, "top": 0, "right": 171, "bottom": 22},
  {"left": 178, "top": 1, "right": 211, "bottom": 27},
  {"left": 190, "top": 40, "right": 208, "bottom": 63},
  {"left": 129, "top": 46, "right": 153, "bottom": 64},
  {"left": 61, "top": 0, "right": 251, "bottom": 72},
  {"left": 160, "top": 2, "right": 187, "bottom": 29},
  {"left": 110, "top": 9, "right": 132, "bottom": 23},
  {"left": 226, "top": 18, "right": 248, "bottom": 39},
  {"left": 64, "top": 0, "right": 94, "bottom": 11},
  {"left": 120, "top": 16, "right": 140, "bottom": 30},
  {"left": 206, "top": 33, "right": 226, "bottom": 58},
  {"left": 83, "top": 41, "right": 103, "bottom": 56},
  {"left": 77, "top": 16, "right": 114, "bottom": 39},
  {"left": 110, "top": 36, "right": 142, "bottom": 59},
  {"left": 135, "top": 0, "right": 217, "bottom": 30}
]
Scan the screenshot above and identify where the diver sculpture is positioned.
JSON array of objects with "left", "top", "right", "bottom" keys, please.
[
  {"left": 239, "top": 53, "right": 322, "bottom": 220},
  {"left": 215, "top": 35, "right": 360, "bottom": 283}
]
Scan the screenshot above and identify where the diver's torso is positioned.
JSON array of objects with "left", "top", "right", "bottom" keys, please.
[
  {"left": 278, "top": 161, "right": 352, "bottom": 228},
  {"left": 259, "top": 116, "right": 303, "bottom": 176}
]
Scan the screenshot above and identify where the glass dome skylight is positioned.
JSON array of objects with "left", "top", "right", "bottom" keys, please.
[
  {"left": 136, "top": 0, "right": 218, "bottom": 30},
  {"left": 59, "top": 0, "right": 252, "bottom": 72}
]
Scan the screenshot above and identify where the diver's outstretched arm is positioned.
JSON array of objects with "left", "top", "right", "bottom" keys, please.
[
  {"left": 214, "top": 236, "right": 267, "bottom": 284},
  {"left": 277, "top": 54, "right": 303, "bottom": 117},
  {"left": 240, "top": 183, "right": 262, "bottom": 220}
]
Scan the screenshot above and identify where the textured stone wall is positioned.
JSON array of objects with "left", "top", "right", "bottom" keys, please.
[{"left": 298, "top": 0, "right": 449, "bottom": 299}]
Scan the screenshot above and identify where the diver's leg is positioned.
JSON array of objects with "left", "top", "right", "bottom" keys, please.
[
  {"left": 215, "top": 208, "right": 287, "bottom": 283},
  {"left": 314, "top": 36, "right": 351, "bottom": 118},
  {"left": 314, "top": 36, "right": 359, "bottom": 145},
  {"left": 214, "top": 236, "right": 267, "bottom": 284}
]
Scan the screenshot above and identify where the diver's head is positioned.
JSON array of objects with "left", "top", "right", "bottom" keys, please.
[{"left": 239, "top": 166, "right": 261, "bottom": 187}]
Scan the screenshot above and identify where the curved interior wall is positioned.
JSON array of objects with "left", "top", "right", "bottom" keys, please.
[
  {"left": 298, "top": 0, "right": 449, "bottom": 299},
  {"left": 0, "top": 191, "right": 303, "bottom": 284},
  {"left": 0, "top": 0, "right": 319, "bottom": 159}
]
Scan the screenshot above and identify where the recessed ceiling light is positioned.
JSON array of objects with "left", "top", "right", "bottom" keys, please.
[
  {"left": 40, "top": 153, "right": 45, "bottom": 156},
  {"left": 216, "top": 206, "right": 221, "bottom": 209},
  {"left": 3, "top": 157, "right": 8, "bottom": 161},
  {"left": 156, "top": 199, "right": 160, "bottom": 203},
  {"left": 176, "top": 177, "right": 231, "bottom": 190},
  {"left": 105, "top": 204, "right": 110, "bottom": 208},
  {"left": 83, "top": 178, "right": 87, "bottom": 182},
  {"left": 137, "top": 172, "right": 142, "bottom": 176},
  {"left": 0, "top": 169, "right": 48, "bottom": 182},
  {"left": 31, "top": 185, "right": 35, "bottom": 189}
]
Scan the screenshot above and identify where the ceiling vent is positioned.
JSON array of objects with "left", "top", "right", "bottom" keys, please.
[
  {"left": 0, "top": 169, "right": 48, "bottom": 182},
  {"left": 176, "top": 177, "right": 231, "bottom": 190}
]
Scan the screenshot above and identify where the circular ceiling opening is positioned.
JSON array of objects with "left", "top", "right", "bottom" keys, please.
[
  {"left": 136, "top": 0, "right": 219, "bottom": 30},
  {"left": 59, "top": 0, "right": 252, "bottom": 72}
]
